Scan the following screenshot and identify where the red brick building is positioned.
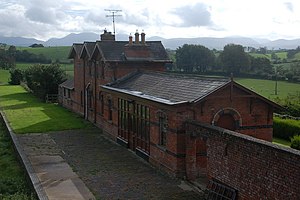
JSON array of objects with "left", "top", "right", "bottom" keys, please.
[{"left": 59, "top": 30, "right": 281, "bottom": 179}]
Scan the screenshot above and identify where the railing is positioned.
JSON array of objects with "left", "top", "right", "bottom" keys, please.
[{"left": 45, "top": 94, "right": 58, "bottom": 103}]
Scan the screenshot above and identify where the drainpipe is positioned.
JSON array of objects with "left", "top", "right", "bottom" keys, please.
[
  {"left": 83, "top": 58, "right": 86, "bottom": 118},
  {"left": 85, "top": 83, "right": 90, "bottom": 120},
  {"left": 94, "top": 60, "right": 97, "bottom": 123}
]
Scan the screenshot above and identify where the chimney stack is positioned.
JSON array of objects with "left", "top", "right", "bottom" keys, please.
[
  {"left": 129, "top": 34, "right": 133, "bottom": 45},
  {"left": 141, "top": 31, "right": 145, "bottom": 44},
  {"left": 135, "top": 30, "right": 139, "bottom": 44}
]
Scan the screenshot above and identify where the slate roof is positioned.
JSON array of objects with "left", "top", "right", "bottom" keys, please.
[
  {"left": 80, "top": 42, "right": 96, "bottom": 58},
  {"left": 60, "top": 78, "right": 74, "bottom": 89},
  {"left": 89, "top": 41, "right": 170, "bottom": 62},
  {"left": 68, "top": 44, "right": 83, "bottom": 59},
  {"left": 102, "top": 71, "right": 230, "bottom": 105}
]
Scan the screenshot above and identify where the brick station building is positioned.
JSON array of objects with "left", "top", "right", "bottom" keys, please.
[{"left": 59, "top": 30, "right": 281, "bottom": 179}]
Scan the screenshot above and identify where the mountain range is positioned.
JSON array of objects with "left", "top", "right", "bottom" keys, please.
[{"left": 1, "top": 32, "right": 300, "bottom": 50}]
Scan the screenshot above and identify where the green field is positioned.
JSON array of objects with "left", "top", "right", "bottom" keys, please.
[
  {"left": 0, "top": 69, "right": 10, "bottom": 84},
  {"left": 236, "top": 78, "right": 300, "bottom": 100},
  {"left": 249, "top": 53, "right": 270, "bottom": 59},
  {"left": 0, "top": 85, "right": 90, "bottom": 134},
  {"left": 0, "top": 120, "right": 36, "bottom": 199},
  {"left": 17, "top": 46, "right": 71, "bottom": 63}
]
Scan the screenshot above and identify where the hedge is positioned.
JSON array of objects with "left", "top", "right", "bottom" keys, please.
[{"left": 273, "top": 117, "right": 300, "bottom": 140}]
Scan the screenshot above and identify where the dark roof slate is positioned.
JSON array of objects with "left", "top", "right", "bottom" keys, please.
[
  {"left": 60, "top": 78, "right": 74, "bottom": 89},
  {"left": 68, "top": 44, "right": 83, "bottom": 58},
  {"left": 93, "top": 41, "right": 170, "bottom": 62},
  {"left": 103, "top": 71, "right": 230, "bottom": 105},
  {"left": 81, "top": 42, "right": 96, "bottom": 58}
]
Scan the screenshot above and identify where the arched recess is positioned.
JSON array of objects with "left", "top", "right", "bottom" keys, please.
[{"left": 212, "top": 108, "right": 242, "bottom": 131}]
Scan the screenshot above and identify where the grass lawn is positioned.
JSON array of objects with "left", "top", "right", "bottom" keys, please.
[
  {"left": 0, "top": 85, "right": 90, "bottom": 134},
  {"left": 0, "top": 120, "right": 36, "bottom": 199},
  {"left": 0, "top": 69, "right": 9, "bottom": 85},
  {"left": 236, "top": 78, "right": 300, "bottom": 100},
  {"left": 272, "top": 137, "right": 291, "bottom": 147}
]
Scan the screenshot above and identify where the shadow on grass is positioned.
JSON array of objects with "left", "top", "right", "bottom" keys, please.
[{"left": 0, "top": 86, "right": 90, "bottom": 134}]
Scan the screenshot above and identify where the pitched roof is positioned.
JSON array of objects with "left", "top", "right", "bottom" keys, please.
[
  {"left": 68, "top": 44, "right": 83, "bottom": 59},
  {"left": 92, "top": 41, "right": 171, "bottom": 62},
  {"left": 80, "top": 42, "right": 96, "bottom": 58},
  {"left": 59, "top": 78, "right": 74, "bottom": 89},
  {"left": 102, "top": 71, "right": 230, "bottom": 105}
]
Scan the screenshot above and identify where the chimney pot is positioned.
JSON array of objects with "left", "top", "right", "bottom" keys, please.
[
  {"left": 129, "top": 34, "right": 133, "bottom": 45},
  {"left": 135, "top": 30, "right": 139, "bottom": 44},
  {"left": 141, "top": 31, "right": 146, "bottom": 44}
]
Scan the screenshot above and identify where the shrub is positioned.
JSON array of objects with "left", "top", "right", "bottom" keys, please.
[
  {"left": 290, "top": 135, "right": 300, "bottom": 150},
  {"left": 9, "top": 68, "right": 23, "bottom": 85},
  {"left": 24, "top": 64, "right": 66, "bottom": 99},
  {"left": 273, "top": 117, "right": 300, "bottom": 140}
]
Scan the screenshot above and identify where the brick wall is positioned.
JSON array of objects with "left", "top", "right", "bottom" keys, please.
[{"left": 187, "top": 121, "right": 300, "bottom": 200}]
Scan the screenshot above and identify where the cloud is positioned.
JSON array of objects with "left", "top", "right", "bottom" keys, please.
[
  {"left": 172, "top": 3, "right": 213, "bottom": 27},
  {"left": 25, "top": 6, "right": 57, "bottom": 24},
  {"left": 284, "top": 2, "right": 293, "bottom": 12}
]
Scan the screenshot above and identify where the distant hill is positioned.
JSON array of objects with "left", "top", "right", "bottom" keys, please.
[
  {"left": 263, "top": 39, "right": 300, "bottom": 50},
  {"left": 0, "top": 36, "right": 43, "bottom": 47},
  {"left": 158, "top": 37, "right": 261, "bottom": 50},
  {"left": 44, "top": 32, "right": 100, "bottom": 46},
  {"left": 1, "top": 32, "right": 300, "bottom": 50}
]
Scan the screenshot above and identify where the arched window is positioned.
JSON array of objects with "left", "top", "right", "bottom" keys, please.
[{"left": 212, "top": 108, "right": 242, "bottom": 131}]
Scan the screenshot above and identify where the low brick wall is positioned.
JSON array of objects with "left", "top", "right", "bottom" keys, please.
[{"left": 187, "top": 121, "right": 300, "bottom": 200}]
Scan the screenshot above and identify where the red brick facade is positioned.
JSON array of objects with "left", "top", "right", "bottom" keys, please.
[
  {"left": 186, "top": 121, "right": 300, "bottom": 200},
  {"left": 59, "top": 31, "right": 284, "bottom": 198}
]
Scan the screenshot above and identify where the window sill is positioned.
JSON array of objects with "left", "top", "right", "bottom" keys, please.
[{"left": 156, "top": 144, "right": 167, "bottom": 152}]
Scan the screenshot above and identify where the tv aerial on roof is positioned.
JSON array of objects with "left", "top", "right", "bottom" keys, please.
[{"left": 105, "top": 9, "right": 122, "bottom": 35}]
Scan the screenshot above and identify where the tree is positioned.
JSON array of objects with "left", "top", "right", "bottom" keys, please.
[
  {"left": 219, "top": 44, "right": 250, "bottom": 74},
  {"left": 175, "top": 44, "right": 215, "bottom": 72},
  {"left": 24, "top": 64, "right": 67, "bottom": 99},
  {"left": 250, "top": 56, "right": 272, "bottom": 74},
  {"left": 9, "top": 68, "right": 23, "bottom": 85}
]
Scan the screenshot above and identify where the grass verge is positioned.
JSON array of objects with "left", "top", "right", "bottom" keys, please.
[
  {"left": 272, "top": 137, "right": 291, "bottom": 147},
  {"left": 0, "top": 119, "right": 36, "bottom": 199},
  {"left": 0, "top": 85, "right": 90, "bottom": 134}
]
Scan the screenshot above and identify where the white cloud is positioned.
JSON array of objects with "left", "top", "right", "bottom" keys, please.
[{"left": 0, "top": 0, "right": 300, "bottom": 40}]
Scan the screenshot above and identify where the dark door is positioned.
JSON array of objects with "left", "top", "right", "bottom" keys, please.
[{"left": 216, "top": 114, "right": 236, "bottom": 131}]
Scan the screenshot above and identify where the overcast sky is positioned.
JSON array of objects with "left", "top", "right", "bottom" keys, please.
[{"left": 1, "top": 0, "right": 300, "bottom": 41}]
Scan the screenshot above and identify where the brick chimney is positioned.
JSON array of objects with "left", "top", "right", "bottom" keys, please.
[
  {"left": 135, "top": 30, "right": 139, "bottom": 44},
  {"left": 141, "top": 31, "right": 146, "bottom": 44},
  {"left": 100, "top": 29, "right": 115, "bottom": 41},
  {"left": 129, "top": 34, "right": 133, "bottom": 45}
]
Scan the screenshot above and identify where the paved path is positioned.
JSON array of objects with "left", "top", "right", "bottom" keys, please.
[
  {"left": 18, "top": 133, "right": 95, "bottom": 200},
  {"left": 18, "top": 128, "right": 204, "bottom": 200}
]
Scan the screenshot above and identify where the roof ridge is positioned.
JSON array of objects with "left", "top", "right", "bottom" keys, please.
[{"left": 143, "top": 71, "right": 230, "bottom": 81}]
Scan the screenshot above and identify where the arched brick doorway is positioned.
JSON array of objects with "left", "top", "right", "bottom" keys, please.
[
  {"left": 216, "top": 114, "right": 236, "bottom": 131},
  {"left": 212, "top": 108, "right": 242, "bottom": 131}
]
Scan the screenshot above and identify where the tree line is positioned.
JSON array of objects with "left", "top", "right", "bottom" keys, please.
[
  {"left": 174, "top": 44, "right": 272, "bottom": 77},
  {"left": 172, "top": 44, "right": 300, "bottom": 82}
]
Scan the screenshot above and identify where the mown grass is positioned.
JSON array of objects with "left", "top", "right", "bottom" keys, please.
[
  {"left": 17, "top": 46, "right": 71, "bottom": 63},
  {"left": 0, "top": 120, "right": 36, "bottom": 199},
  {"left": 0, "top": 69, "right": 10, "bottom": 85},
  {"left": 236, "top": 78, "right": 300, "bottom": 100},
  {"left": 272, "top": 137, "right": 291, "bottom": 147},
  {"left": 0, "top": 85, "right": 90, "bottom": 134}
]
